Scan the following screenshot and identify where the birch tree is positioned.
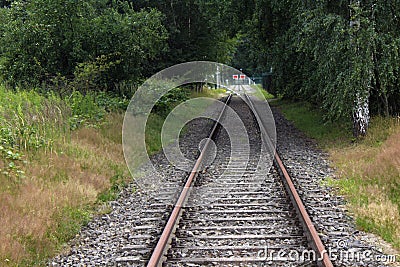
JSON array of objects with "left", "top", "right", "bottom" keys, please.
[{"left": 350, "top": 0, "right": 370, "bottom": 137}]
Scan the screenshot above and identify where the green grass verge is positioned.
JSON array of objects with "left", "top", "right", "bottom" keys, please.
[
  {"left": 251, "top": 84, "right": 275, "bottom": 100},
  {"left": 273, "top": 99, "right": 400, "bottom": 253},
  {"left": 270, "top": 99, "right": 352, "bottom": 148}
]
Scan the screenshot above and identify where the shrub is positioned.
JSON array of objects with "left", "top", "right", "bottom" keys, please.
[{"left": 153, "top": 87, "right": 190, "bottom": 117}]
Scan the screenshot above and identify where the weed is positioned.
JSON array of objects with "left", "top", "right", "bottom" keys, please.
[
  {"left": 0, "top": 83, "right": 131, "bottom": 265},
  {"left": 97, "top": 165, "right": 128, "bottom": 202},
  {"left": 50, "top": 206, "right": 92, "bottom": 245},
  {"left": 145, "top": 113, "right": 164, "bottom": 156}
]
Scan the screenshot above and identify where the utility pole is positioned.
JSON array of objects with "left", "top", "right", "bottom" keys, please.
[{"left": 216, "top": 65, "right": 220, "bottom": 89}]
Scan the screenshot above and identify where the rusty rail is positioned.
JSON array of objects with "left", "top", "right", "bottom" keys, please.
[
  {"left": 147, "top": 94, "right": 232, "bottom": 267},
  {"left": 243, "top": 91, "right": 333, "bottom": 267}
]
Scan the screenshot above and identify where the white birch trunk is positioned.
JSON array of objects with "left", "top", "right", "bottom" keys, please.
[
  {"left": 353, "top": 91, "right": 370, "bottom": 136},
  {"left": 350, "top": 0, "right": 370, "bottom": 137}
]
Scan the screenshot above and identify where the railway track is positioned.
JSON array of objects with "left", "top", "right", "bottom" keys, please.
[
  {"left": 49, "top": 84, "right": 393, "bottom": 267},
  {"left": 116, "top": 89, "right": 334, "bottom": 267}
]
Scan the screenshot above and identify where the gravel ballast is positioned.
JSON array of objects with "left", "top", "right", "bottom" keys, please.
[{"left": 49, "top": 96, "right": 397, "bottom": 267}]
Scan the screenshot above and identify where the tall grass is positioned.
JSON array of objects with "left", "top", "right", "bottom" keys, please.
[
  {"left": 0, "top": 86, "right": 69, "bottom": 183},
  {"left": 0, "top": 85, "right": 132, "bottom": 265},
  {"left": 0, "top": 87, "right": 69, "bottom": 150},
  {"left": 329, "top": 118, "right": 400, "bottom": 249},
  {"left": 0, "top": 84, "right": 224, "bottom": 265},
  {"left": 0, "top": 86, "right": 128, "bottom": 184}
]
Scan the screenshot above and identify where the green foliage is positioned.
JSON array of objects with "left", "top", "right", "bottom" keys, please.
[
  {"left": 66, "top": 91, "right": 106, "bottom": 130},
  {"left": 153, "top": 87, "right": 190, "bottom": 116},
  {"left": 0, "top": 0, "right": 167, "bottom": 91},
  {"left": 238, "top": 0, "right": 400, "bottom": 133},
  {"left": 66, "top": 90, "right": 129, "bottom": 130},
  {"left": 0, "top": 85, "right": 68, "bottom": 182},
  {"left": 130, "top": 0, "right": 246, "bottom": 66},
  {"left": 0, "top": 85, "right": 128, "bottom": 184},
  {"left": 73, "top": 54, "right": 122, "bottom": 92},
  {"left": 0, "top": 145, "right": 24, "bottom": 181},
  {"left": 93, "top": 91, "right": 130, "bottom": 112}
]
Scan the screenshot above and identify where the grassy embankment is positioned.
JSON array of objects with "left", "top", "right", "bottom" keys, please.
[
  {"left": 0, "top": 86, "right": 131, "bottom": 266},
  {"left": 271, "top": 99, "right": 400, "bottom": 252},
  {"left": 0, "top": 85, "right": 224, "bottom": 266},
  {"left": 251, "top": 84, "right": 275, "bottom": 100}
]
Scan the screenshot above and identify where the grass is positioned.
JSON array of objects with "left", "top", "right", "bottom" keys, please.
[
  {"left": 145, "top": 86, "right": 227, "bottom": 156},
  {"left": 0, "top": 84, "right": 131, "bottom": 266},
  {"left": 251, "top": 84, "right": 275, "bottom": 100},
  {"left": 0, "top": 112, "right": 130, "bottom": 266},
  {"left": 0, "top": 84, "right": 226, "bottom": 266},
  {"left": 145, "top": 113, "right": 165, "bottom": 156},
  {"left": 190, "top": 86, "right": 227, "bottom": 98},
  {"left": 273, "top": 99, "right": 400, "bottom": 253},
  {"left": 328, "top": 127, "right": 400, "bottom": 249},
  {"left": 271, "top": 100, "right": 352, "bottom": 147}
]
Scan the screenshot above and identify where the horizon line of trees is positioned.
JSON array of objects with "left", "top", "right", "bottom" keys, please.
[{"left": 1, "top": 0, "right": 400, "bottom": 136}]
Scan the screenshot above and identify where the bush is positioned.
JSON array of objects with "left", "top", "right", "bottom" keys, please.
[
  {"left": 66, "top": 90, "right": 129, "bottom": 130},
  {"left": 153, "top": 88, "right": 190, "bottom": 117}
]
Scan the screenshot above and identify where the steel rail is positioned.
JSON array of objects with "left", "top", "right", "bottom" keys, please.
[
  {"left": 146, "top": 94, "right": 232, "bottom": 267},
  {"left": 242, "top": 87, "right": 333, "bottom": 267}
]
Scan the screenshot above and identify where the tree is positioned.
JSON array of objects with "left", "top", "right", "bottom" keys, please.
[
  {"left": 0, "top": 0, "right": 11, "bottom": 7},
  {"left": 0, "top": 0, "right": 168, "bottom": 91},
  {"left": 350, "top": 0, "right": 370, "bottom": 137},
  {"left": 128, "top": 0, "right": 245, "bottom": 67},
  {"left": 246, "top": 0, "right": 400, "bottom": 136}
]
